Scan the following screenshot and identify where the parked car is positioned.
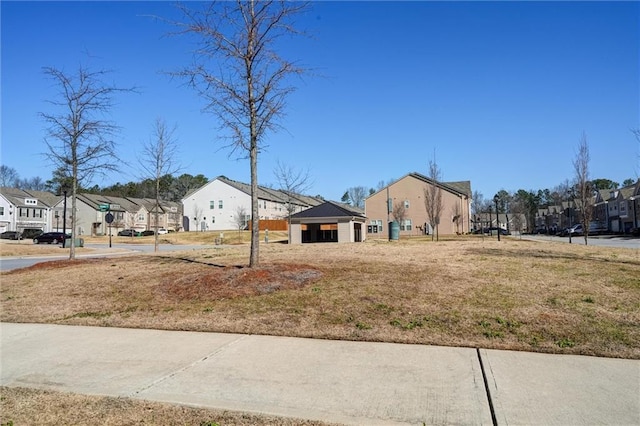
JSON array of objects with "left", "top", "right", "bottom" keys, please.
[
  {"left": 487, "top": 227, "right": 510, "bottom": 236},
  {"left": 157, "top": 228, "right": 168, "bottom": 235},
  {"left": 117, "top": 229, "right": 140, "bottom": 237},
  {"left": 140, "top": 230, "right": 155, "bottom": 236},
  {"left": 631, "top": 227, "right": 640, "bottom": 237},
  {"left": 565, "top": 222, "right": 607, "bottom": 237},
  {"left": 1, "top": 231, "right": 23, "bottom": 240},
  {"left": 33, "top": 232, "right": 71, "bottom": 244}
]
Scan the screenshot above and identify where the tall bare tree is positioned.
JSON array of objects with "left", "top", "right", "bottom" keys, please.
[
  {"left": 273, "top": 160, "right": 312, "bottom": 242},
  {"left": 0, "top": 165, "right": 20, "bottom": 187},
  {"left": 573, "top": 132, "right": 594, "bottom": 245},
  {"left": 346, "top": 186, "right": 368, "bottom": 209},
  {"left": 139, "top": 118, "right": 181, "bottom": 252},
  {"left": 40, "top": 64, "right": 135, "bottom": 259},
  {"left": 423, "top": 160, "right": 444, "bottom": 241},
  {"left": 172, "top": 1, "right": 309, "bottom": 267}
]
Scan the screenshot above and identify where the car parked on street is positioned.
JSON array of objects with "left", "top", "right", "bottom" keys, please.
[
  {"left": 157, "top": 228, "right": 168, "bottom": 235},
  {"left": 117, "top": 229, "right": 141, "bottom": 237},
  {"left": 33, "top": 232, "right": 71, "bottom": 244},
  {"left": 1, "top": 231, "right": 23, "bottom": 240},
  {"left": 140, "top": 230, "right": 155, "bottom": 236}
]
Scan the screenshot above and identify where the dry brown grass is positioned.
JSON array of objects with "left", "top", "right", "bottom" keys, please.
[
  {"left": 2, "top": 236, "right": 639, "bottom": 359},
  {"left": 0, "top": 386, "right": 335, "bottom": 426}
]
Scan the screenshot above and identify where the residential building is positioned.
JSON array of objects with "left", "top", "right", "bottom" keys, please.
[
  {"left": 0, "top": 187, "right": 60, "bottom": 236},
  {"left": 181, "top": 176, "right": 324, "bottom": 232},
  {"left": 365, "top": 172, "right": 472, "bottom": 238}
]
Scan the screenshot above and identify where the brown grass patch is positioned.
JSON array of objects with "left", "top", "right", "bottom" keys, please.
[
  {"left": 2, "top": 237, "right": 639, "bottom": 359},
  {"left": 0, "top": 386, "right": 334, "bottom": 426}
]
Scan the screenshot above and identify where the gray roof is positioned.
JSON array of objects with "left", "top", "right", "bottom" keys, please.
[
  {"left": 0, "top": 187, "right": 60, "bottom": 208},
  {"left": 216, "top": 176, "right": 324, "bottom": 207},
  {"left": 291, "top": 201, "right": 365, "bottom": 219},
  {"left": 408, "top": 173, "right": 472, "bottom": 198}
]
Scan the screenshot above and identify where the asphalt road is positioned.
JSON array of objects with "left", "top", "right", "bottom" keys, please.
[{"left": 0, "top": 243, "right": 215, "bottom": 271}]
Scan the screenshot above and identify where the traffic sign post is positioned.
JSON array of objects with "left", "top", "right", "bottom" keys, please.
[{"left": 105, "top": 212, "right": 114, "bottom": 248}]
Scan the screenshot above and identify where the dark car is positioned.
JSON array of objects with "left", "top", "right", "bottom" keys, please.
[
  {"left": 487, "top": 227, "right": 510, "bottom": 236},
  {"left": 1, "top": 231, "right": 23, "bottom": 240},
  {"left": 140, "top": 230, "right": 155, "bottom": 236},
  {"left": 33, "top": 232, "right": 71, "bottom": 244},
  {"left": 117, "top": 229, "right": 140, "bottom": 237}
]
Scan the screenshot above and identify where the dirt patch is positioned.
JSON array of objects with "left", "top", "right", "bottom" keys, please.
[{"left": 159, "top": 263, "right": 322, "bottom": 301}]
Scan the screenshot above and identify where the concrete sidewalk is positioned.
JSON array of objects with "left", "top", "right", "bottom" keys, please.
[{"left": 1, "top": 323, "right": 638, "bottom": 425}]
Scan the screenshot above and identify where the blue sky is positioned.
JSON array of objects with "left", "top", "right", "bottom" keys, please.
[{"left": 2, "top": 1, "right": 639, "bottom": 202}]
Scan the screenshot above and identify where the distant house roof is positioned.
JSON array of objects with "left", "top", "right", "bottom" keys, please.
[
  {"left": 188, "top": 175, "right": 324, "bottom": 207},
  {"left": 0, "top": 187, "right": 60, "bottom": 208},
  {"left": 291, "top": 201, "right": 365, "bottom": 219},
  {"left": 408, "top": 173, "right": 472, "bottom": 198}
]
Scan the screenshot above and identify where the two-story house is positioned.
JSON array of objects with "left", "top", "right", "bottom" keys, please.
[
  {"left": 0, "top": 187, "right": 59, "bottom": 236},
  {"left": 181, "top": 176, "right": 323, "bottom": 232},
  {"left": 365, "top": 172, "right": 472, "bottom": 238}
]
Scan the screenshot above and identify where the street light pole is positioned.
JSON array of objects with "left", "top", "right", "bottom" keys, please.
[
  {"left": 62, "top": 190, "right": 67, "bottom": 248},
  {"left": 493, "top": 194, "right": 501, "bottom": 241}
]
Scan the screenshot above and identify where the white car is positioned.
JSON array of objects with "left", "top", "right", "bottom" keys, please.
[{"left": 157, "top": 228, "right": 168, "bottom": 235}]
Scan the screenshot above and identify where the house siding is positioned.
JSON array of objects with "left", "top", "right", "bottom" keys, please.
[{"left": 365, "top": 174, "right": 471, "bottom": 238}]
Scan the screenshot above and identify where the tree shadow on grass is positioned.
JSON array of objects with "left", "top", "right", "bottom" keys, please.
[{"left": 468, "top": 247, "right": 640, "bottom": 267}]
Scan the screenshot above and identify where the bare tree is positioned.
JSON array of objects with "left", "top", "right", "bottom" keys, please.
[
  {"left": 192, "top": 204, "right": 203, "bottom": 232},
  {"left": 452, "top": 202, "right": 463, "bottom": 235},
  {"left": 273, "top": 160, "right": 312, "bottom": 242},
  {"left": 0, "top": 165, "right": 20, "bottom": 187},
  {"left": 139, "top": 118, "right": 181, "bottom": 252},
  {"left": 423, "top": 160, "right": 444, "bottom": 241},
  {"left": 40, "top": 64, "right": 135, "bottom": 260},
  {"left": 573, "top": 132, "right": 594, "bottom": 245},
  {"left": 172, "top": 1, "right": 309, "bottom": 267},
  {"left": 392, "top": 200, "right": 407, "bottom": 231},
  {"left": 346, "top": 186, "right": 367, "bottom": 209},
  {"left": 232, "top": 204, "right": 248, "bottom": 234}
]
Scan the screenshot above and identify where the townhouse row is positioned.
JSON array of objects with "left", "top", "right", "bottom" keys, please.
[
  {"left": 535, "top": 180, "right": 640, "bottom": 234},
  {"left": 0, "top": 187, "right": 181, "bottom": 237}
]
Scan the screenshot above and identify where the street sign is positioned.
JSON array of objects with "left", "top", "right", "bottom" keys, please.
[
  {"left": 109, "top": 204, "right": 121, "bottom": 210},
  {"left": 99, "top": 204, "right": 109, "bottom": 212},
  {"left": 105, "top": 213, "right": 114, "bottom": 224}
]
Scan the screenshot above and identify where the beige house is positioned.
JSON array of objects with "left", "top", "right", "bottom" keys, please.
[{"left": 365, "top": 172, "right": 472, "bottom": 238}]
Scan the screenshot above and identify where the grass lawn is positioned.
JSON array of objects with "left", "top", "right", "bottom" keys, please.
[
  {"left": 2, "top": 235, "right": 639, "bottom": 358},
  {"left": 1, "top": 235, "right": 639, "bottom": 425}
]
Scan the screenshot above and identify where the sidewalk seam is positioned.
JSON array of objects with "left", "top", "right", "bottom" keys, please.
[
  {"left": 127, "top": 334, "right": 249, "bottom": 398},
  {"left": 477, "top": 348, "right": 498, "bottom": 426}
]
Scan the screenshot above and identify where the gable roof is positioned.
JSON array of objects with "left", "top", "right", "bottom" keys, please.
[
  {"left": 291, "top": 201, "right": 365, "bottom": 219},
  {"left": 0, "top": 187, "right": 60, "bottom": 208},
  {"left": 186, "top": 175, "right": 324, "bottom": 207},
  {"left": 408, "top": 173, "right": 472, "bottom": 198}
]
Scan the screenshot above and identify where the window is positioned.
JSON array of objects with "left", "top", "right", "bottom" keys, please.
[
  {"left": 0, "top": 207, "right": 4, "bottom": 216},
  {"left": 19, "top": 208, "right": 28, "bottom": 217},
  {"left": 212, "top": 216, "right": 215, "bottom": 223},
  {"left": 33, "top": 209, "right": 43, "bottom": 218},
  {"left": 404, "top": 200, "right": 410, "bottom": 209},
  {"left": 368, "top": 219, "right": 383, "bottom": 233},
  {"left": 25, "top": 199, "right": 37, "bottom": 205},
  {"left": 218, "top": 200, "right": 223, "bottom": 209},
  {"left": 401, "top": 219, "right": 412, "bottom": 231},
  {"left": 138, "top": 213, "right": 145, "bottom": 221},
  {"left": 210, "top": 201, "right": 215, "bottom": 209}
]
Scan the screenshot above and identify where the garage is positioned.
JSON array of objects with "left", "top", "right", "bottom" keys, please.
[{"left": 289, "top": 202, "right": 366, "bottom": 244}]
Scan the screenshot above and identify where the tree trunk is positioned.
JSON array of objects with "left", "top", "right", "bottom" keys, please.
[{"left": 249, "top": 142, "right": 259, "bottom": 267}]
